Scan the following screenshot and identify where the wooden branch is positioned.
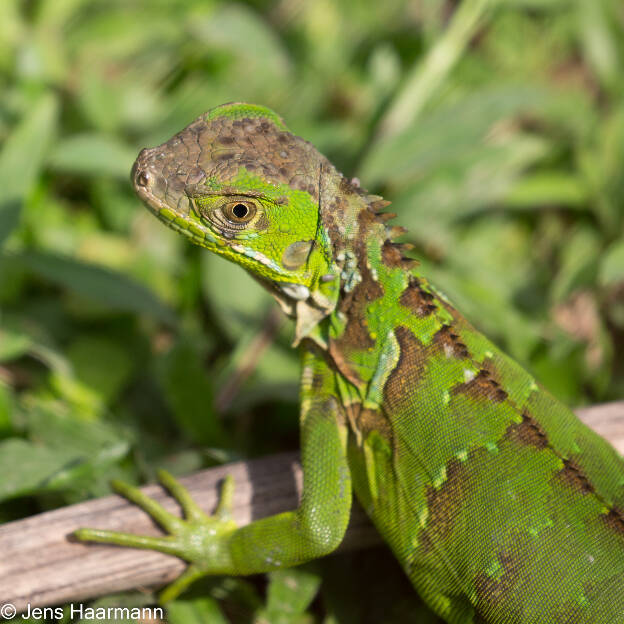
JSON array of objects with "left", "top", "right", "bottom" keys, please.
[
  {"left": 576, "top": 402, "right": 624, "bottom": 453},
  {"left": 0, "top": 401, "right": 622, "bottom": 611}
]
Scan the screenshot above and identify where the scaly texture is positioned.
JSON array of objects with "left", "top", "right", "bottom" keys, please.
[{"left": 77, "top": 103, "right": 624, "bottom": 623}]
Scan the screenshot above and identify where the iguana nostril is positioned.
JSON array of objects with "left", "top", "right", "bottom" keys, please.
[{"left": 137, "top": 170, "right": 151, "bottom": 187}]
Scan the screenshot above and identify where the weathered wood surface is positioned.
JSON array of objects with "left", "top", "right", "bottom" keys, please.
[{"left": 0, "top": 401, "right": 622, "bottom": 611}]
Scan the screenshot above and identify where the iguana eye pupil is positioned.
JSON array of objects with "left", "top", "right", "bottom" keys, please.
[
  {"left": 221, "top": 200, "right": 257, "bottom": 226},
  {"left": 232, "top": 203, "right": 248, "bottom": 219}
]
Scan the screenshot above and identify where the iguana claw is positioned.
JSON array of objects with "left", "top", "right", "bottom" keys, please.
[{"left": 75, "top": 472, "right": 237, "bottom": 601}]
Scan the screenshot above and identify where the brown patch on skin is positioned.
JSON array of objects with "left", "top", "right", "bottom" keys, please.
[
  {"left": 376, "top": 212, "right": 397, "bottom": 223},
  {"left": 419, "top": 459, "right": 471, "bottom": 554},
  {"left": 275, "top": 195, "right": 289, "bottom": 205},
  {"left": 331, "top": 210, "right": 384, "bottom": 355},
  {"left": 217, "top": 135, "right": 235, "bottom": 145},
  {"left": 356, "top": 406, "right": 392, "bottom": 441},
  {"left": 555, "top": 459, "right": 595, "bottom": 495},
  {"left": 369, "top": 200, "right": 391, "bottom": 213},
  {"left": 354, "top": 205, "right": 379, "bottom": 243},
  {"left": 383, "top": 326, "right": 426, "bottom": 413},
  {"left": 320, "top": 194, "right": 348, "bottom": 254},
  {"left": 381, "top": 240, "right": 403, "bottom": 268},
  {"left": 473, "top": 551, "right": 523, "bottom": 618},
  {"left": 504, "top": 412, "right": 549, "bottom": 449},
  {"left": 339, "top": 176, "right": 359, "bottom": 195},
  {"left": 400, "top": 277, "right": 438, "bottom": 318},
  {"left": 333, "top": 270, "right": 383, "bottom": 352},
  {"left": 602, "top": 507, "right": 624, "bottom": 536},
  {"left": 214, "top": 151, "right": 236, "bottom": 161},
  {"left": 433, "top": 325, "right": 470, "bottom": 359},
  {"left": 452, "top": 369, "right": 508, "bottom": 403},
  {"left": 386, "top": 225, "right": 407, "bottom": 239}
]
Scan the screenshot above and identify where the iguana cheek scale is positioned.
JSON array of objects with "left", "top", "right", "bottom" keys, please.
[{"left": 75, "top": 103, "right": 624, "bottom": 623}]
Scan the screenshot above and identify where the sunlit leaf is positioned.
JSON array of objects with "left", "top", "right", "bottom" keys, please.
[
  {"left": 599, "top": 239, "right": 624, "bottom": 287},
  {"left": 505, "top": 173, "right": 588, "bottom": 209},
  {"left": 360, "top": 86, "right": 549, "bottom": 187},
  {"left": 0, "top": 94, "right": 58, "bottom": 245},
  {"left": 48, "top": 134, "right": 137, "bottom": 178}
]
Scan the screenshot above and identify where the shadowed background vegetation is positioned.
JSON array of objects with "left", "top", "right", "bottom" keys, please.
[{"left": 1, "top": 0, "right": 623, "bottom": 621}]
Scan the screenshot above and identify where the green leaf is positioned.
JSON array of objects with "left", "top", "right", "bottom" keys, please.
[
  {"left": 505, "top": 173, "right": 588, "bottom": 209},
  {"left": 551, "top": 228, "right": 601, "bottom": 303},
  {"left": 531, "top": 341, "right": 586, "bottom": 405},
  {"left": 0, "top": 398, "right": 131, "bottom": 502},
  {"left": 157, "top": 337, "right": 226, "bottom": 446},
  {"left": 223, "top": 329, "right": 299, "bottom": 395},
  {"left": 391, "top": 133, "right": 550, "bottom": 229},
  {"left": 577, "top": 0, "right": 619, "bottom": 91},
  {"left": 66, "top": 336, "right": 134, "bottom": 404},
  {"left": 599, "top": 239, "right": 624, "bottom": 287},
  {"left": 48, "top": 133, "right": 137, "bottom": 178},
  {"left": 0, "top": 94, "right": 58, "bottom": 245},
  {"left": 0, "top": 438, "right": 74, "bottom": 501},
  {"left": 17, "top": 250, "right": 176, "bottom": 324},
  {"left": 191, "top": 4, "right": 290, "bottom": 78},
  {"left": 360, "top": 86, "right": 549, "bottom": 187},
  {"left": 0, "top": 328, "right": 32, "bottom": 361},
  {"left": 202, "top": 252, "right": 273, "bottom": 338},
  {"left": 259, "top": 567, "right": 321, "bottom": 623},
  {"left": 0, "top": 382, "right": 13, "bottom": 437},
  {"left": 374, "top": 0, "right": 500, "bottom": 139},
  {"left": 0, "top": 200, "right": 21, "bottom": 249},
  {"left": 166, "top": 597, "right": 228, "bottom": 624}
]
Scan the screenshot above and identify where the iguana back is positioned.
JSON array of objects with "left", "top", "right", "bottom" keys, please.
[{"left": 330, "top": 211, "right": 624, "bottom": 621}]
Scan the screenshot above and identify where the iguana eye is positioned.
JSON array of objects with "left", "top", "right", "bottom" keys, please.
[{"left": 223, "top": 200, "right": 256, "bottom": 224}]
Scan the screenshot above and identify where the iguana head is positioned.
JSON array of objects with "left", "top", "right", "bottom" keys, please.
[{"left": 132, "top": 102, "right": 385, "bottom": 342}]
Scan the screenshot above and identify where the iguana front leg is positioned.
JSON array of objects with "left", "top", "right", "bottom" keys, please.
[{"left": 75, "top": 347, "right": 352, "bottom": 600}]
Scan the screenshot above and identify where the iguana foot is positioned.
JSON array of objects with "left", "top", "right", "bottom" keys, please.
[{"left": 74, "top": 471, "right": 237, "bottom": 601}]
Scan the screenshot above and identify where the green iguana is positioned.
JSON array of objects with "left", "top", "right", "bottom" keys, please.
[{"left": 76, "top": 103, "right": 624, "bottom": 623}]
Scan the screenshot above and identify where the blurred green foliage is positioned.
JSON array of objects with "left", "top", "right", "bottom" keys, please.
[{"left": 1, "top": 0, "right": 623, "bottom": 621}]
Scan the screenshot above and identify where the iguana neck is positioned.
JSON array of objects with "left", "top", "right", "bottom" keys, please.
[
  {"left": 289, "top": 176, "right": 407, "bottom": 347},
  {"left": 304, "top": 182, "right": 417, "bottom": 366}
]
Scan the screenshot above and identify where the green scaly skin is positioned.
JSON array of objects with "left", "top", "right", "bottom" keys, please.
[{"left": 75, "top": 103, "right": 624, "bottom": 622}]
